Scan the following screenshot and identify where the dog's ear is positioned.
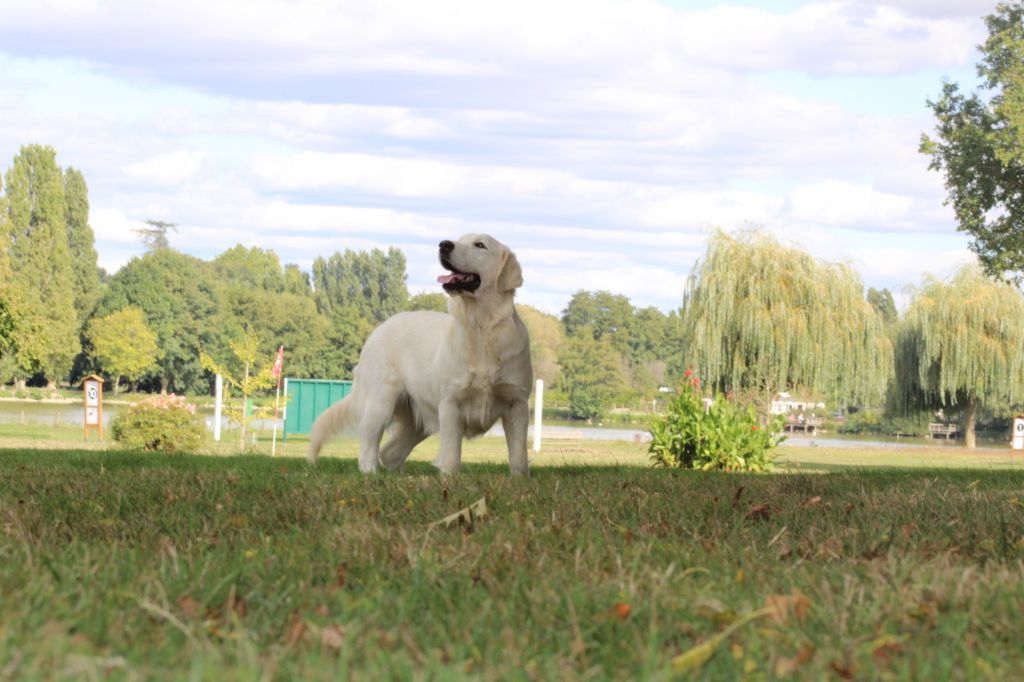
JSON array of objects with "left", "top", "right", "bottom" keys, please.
[{"left": 497, "top": 249, "right": 523, "bottom": 292}]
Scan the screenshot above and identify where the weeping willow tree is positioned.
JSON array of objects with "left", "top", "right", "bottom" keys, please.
[
  {"left": 681, "top": 230, "right": 892, "bottom": 411},
  {"left": 894, "top": 265, "right": 1024, "bottom": 449}
]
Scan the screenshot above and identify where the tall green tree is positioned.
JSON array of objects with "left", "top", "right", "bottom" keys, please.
[
  {"left": 63, "top": 167, "right": 100, "bottom": 324},
  {"left": 96, "top": 249, "right": 219, "bottom": 393},
  {"left": 214, "top": 245, "right": 286, "bottom": 292},
  {"left": 283, "top": 264, "right": 311, "bottom": 296},
  {"left": 894, "top": 265, "right": 1024, "bottom": 449},
  {"left": 312, "top": 247, "right": 408, "bottom": 323},
  {"left": 217, "top": 286, "right": 337, "bottom": 380},
  {"left": 562, "top": 291, "right": 635, "bottom": 349},
  {"left": 0, "top": 194, "right": 13, "bottom": 358},
  {"left": 85, "top": 306, "right": 159, "bottom": 394},
  {"left": 680, "top": 230, "right": 892, "bottom": 411},
  {"left": 4, "top": 144, "right": 79, "bottom": 385},
  {"left": 920, "top": 2, "right": 1024, "bottom": 283},
  {"left": 556, "top": 334, "right": 628, "bottom": 420}
]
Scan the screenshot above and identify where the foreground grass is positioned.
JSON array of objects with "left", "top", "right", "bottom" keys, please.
[{"left": 2, "top": 450, "right": 1024, "bottom": 680}]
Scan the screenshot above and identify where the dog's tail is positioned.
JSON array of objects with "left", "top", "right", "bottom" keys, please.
[{"left": 308, "top": 394, "right": 357, "bottom": 464}]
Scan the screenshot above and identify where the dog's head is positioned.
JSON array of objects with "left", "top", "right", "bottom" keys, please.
[{"left": 437, "top": 234, "right": 523, "bottom": 296}]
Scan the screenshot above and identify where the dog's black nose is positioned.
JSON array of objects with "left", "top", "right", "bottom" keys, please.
[{"left": 439, "top": 240, "right": 454, "bottom": 253}]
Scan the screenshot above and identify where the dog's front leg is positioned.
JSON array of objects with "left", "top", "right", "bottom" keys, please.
[
  {"left": 435, "top": 399, "right": 464, "bottom": 475},
  {"left": 503, "top": 399, "right": 529, "bottom": 475}
]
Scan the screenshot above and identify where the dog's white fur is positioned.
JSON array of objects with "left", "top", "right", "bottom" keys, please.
[{"left": 307, "top": 234, "right": 533, "bottom": 474}]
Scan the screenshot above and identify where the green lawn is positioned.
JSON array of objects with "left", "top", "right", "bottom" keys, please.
[{"left": 2, "top": 444, "right": 1023, "bottom": 680}]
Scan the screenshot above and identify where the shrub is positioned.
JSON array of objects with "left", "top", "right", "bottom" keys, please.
[
  {"left": 569, "top": 389, "right": 603, "bottom": 420},
  {"left": 111, "top": 394, "right": 205, "bottom": 453},
  {"left": 648, "top": 374, "right": 785, "bottom": 472}
]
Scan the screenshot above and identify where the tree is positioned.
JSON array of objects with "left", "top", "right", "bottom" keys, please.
[
  {"left": 867, "top": 287, "right": 898, "bottom": 326},
  {"left": 407, "top": 292, "right": 448, "bottom": 312},
  {"left": 217, "top": 285, "right": 337, "bottom": 380},
  {"left": 133, "top": 219, "right": 177, "bottom": 252},
  {"left": 562, "top": 290, "right": 636, "bottom": 351},
  {"left": 0, "top": 194, "right": 12, "bottom": 357},
  {"left": 680, "top": 230, "right": 892, "bottom": 411},
  {"left": 200, "top": 329, "right": 276, "bottom": 449},
  {"left": 893, "top": 265, "right": 1024, "bottom": 449},
  {"left": 518, "top": 304, "right": 563, "bottom": 388},
  {"left": 312, "top": 247, "right": 408, "bottom": 323},
  {"left": 64, "top": 167, "right": 100, "bottom": 324},
  {"left": 920, "top": 2, "right": 1024, "bottom": 283},
  {"left": 96, "top": 249, "right": 219, "bottom": 393},
  {"left": 214, "top": 244, "right": 285, "bottom": 292},
  {"left": 556, "top": 334, "right": 628, "bottom": 420},
  {"left": 85, "top": 307, "right": 159, "bottom": 393},
  {"left": 283, "top": 263, "right": 311, "bottom": 296},
  {"left": 3, "top": 144, "right": 79, "bottom": 386}
]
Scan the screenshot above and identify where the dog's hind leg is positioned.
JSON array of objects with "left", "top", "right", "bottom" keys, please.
[
  {"left": 357, "top": 394, "right": 397, "bottom": 474},
  {"left": 379, "top": 405, "right": 428, "bottom": 472}
]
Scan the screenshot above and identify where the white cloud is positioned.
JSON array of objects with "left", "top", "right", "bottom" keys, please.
[
  {"left": 785, "top": 180, "right": 915, "bottom": 227},
  {"left": 123, "top": 150, "right": 206, "bottom": 185},
  {"left": 0, "top": 0, "right": 990, "bottom": 313}
]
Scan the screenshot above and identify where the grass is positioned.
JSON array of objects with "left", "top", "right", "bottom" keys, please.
[{"left": 2, "top": 442, "right": 1024, "bottom": 680}]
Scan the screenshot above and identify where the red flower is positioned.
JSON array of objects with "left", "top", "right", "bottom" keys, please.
[
  {"left": 692, "top": 377, "right": 700, "bottom": 387},
  {"left": 751, "top": 426, "right": 759, "bottom": 431},
  {"left": 684, "top": 369, "right": 693, "bottom": 378}
]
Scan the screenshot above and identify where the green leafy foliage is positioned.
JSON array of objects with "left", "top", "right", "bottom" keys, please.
[
  {"left": 893, "top": 265, "right": 1024, "bottom": 448},
  {"left": 557, "top": 334, "right": 627, "bottom": 420},
  {"left": 4, "top": 144, "right": 80, "bottom": 383},
  {"left": 85, "top": 306, "right": 159, "bottom": 393},
  {"left": 649, "top": 374, "right": 785, "bottom": 471},
  {"left": 681, "top": 229, "right": 892, "bottom": 410},
  {"left": 111, "top": 394, "right": 205, "bottom": 453},
  {"left": 920, "top": 3, "right": 1024, "bottom": 283}
]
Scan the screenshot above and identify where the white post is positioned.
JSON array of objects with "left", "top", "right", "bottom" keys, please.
[
  {"left": 271, "top": 378, "right": 282, "bottom": 457},
  {"left": 214, "top": 374, "right": 223, "bottom": 442},
  {"left": 533, "top": 379, "right": 544, "bottom": 452}
]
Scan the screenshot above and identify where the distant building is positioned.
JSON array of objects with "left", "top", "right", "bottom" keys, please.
[{"left": 770, "top": 392, "right": 825, "bottom": 415}]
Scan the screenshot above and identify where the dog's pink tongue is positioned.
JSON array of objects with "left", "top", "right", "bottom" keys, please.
[{"left": 437, "top": 274, "right": 458, "bottom": 284}]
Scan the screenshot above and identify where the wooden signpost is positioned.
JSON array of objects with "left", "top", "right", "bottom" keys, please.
[{"left": 82, "top": 374, "right": 104, "bottom": 441}]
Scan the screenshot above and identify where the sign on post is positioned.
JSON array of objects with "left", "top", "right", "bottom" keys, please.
[
  {"left": 1012, "top": 414, "right": 1024, "bottom": 451},
  {"left": 82, "top": 374, "right": 105, "bottom": 441}
]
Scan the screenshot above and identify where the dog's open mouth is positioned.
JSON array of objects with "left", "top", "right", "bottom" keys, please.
[{"left": 438, "top": 257, "right": 481, "bottom": 293}]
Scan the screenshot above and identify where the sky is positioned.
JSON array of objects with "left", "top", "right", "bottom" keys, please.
[{"left": 0, "top": 0, "right": 999, "bottom": 314}]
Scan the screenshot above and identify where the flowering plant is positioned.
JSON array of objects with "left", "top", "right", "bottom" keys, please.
[
  {"left": 648, "top": 374, "right": 785, "bottom": 472},
  {"left": 111, "top": 394, "right": 205, "bottom": 453}
]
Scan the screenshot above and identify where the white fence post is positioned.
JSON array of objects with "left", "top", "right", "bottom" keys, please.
[{"left": 533, "top": 379, "right": 544, "bottom": 452}]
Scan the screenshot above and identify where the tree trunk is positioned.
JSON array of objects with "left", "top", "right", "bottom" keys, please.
[
  {"left": 160, "top": 374, "right": 169, "bottom": 395},
  {"left": 964, "top": 398, "right": 978, "bottom": 450},
  {"left": 15, "top": 378, "right": 26, "bottom": 391},
  {"left": 46, "top": 378, "right": 56, "bottom": 390},
  {"left": 113, "top": 377, "right": 122, "bottom": 396}
]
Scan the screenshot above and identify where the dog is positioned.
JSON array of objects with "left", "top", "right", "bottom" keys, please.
[{"left": 308, "top": 234, "right": 533, "bottom": 474}]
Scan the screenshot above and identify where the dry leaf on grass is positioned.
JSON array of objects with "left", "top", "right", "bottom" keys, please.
[
  {"left": 765, "top": 588, "right": 812, "bottom": 626},
  {"left": 744, "top": 503, "right": 772, "bottom": 522},
  {"left": 670, "top": 607, "right": 773, "bottom": 675},
  {"left": 430, "top": 497, "right": 488, "bottom": 528}
]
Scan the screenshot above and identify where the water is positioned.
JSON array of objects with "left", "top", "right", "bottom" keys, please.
[{"left": 0, "top": 400, "right": 1010, "bottom": 451}]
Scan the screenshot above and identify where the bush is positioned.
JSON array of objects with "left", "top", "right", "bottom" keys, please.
[
  {"left": 648, "top": 374, "right": 785, "bottom": 472},
  {"left": 569, "top": 389, "right": 604, "bottom": 420},
  {"left": 111, "top": 394, "right": 205, "bottom": 453}
]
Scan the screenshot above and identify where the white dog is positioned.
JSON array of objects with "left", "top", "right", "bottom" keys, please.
[{"left": 308, "top": 234, "right": 533, "bottom": 474}]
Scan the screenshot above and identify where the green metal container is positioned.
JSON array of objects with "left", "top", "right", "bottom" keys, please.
[{"left": 282, "top": 378, "right": 353, "bottom": 440}]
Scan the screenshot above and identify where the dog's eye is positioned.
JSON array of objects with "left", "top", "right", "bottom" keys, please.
[{"left": 474, "top": 241, "right": 487, "bottom": 249}]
